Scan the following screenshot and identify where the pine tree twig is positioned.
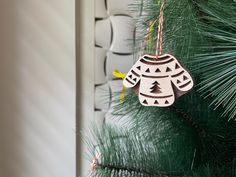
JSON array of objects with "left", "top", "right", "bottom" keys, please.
[
  {"left": 97, "top": 163, "right": 183, "bottom": 177},
  {"left": 172, "top": 107, "right": 207, "bottom": 138}
]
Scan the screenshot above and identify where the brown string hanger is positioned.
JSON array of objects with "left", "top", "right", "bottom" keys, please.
[
  {"left": 155, "top": 0, "right": 165, "bottom": 60},
  {"left": 143, "top": 0, "right": 165, "bottom": 60}
]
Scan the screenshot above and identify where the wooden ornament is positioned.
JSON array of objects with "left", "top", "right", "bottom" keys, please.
[{"left": 123, "top": 54, "right": 194, "bottom": 107}]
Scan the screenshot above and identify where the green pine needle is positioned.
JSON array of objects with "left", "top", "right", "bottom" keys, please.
[
  {"left": 87, "top": 0, "right": 236, "bottom": 176},
  {"left": 191, "top": 0, "right": 236, "bottom": 120}
]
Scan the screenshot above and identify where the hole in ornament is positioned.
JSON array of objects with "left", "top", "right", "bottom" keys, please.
[
  {"left": 125, "top": 78, "right": 134, "bottom": 85},
  {"left": 183, "top": 75, "right": 188, "bottom": 81},
  {"left": 142, "top": 75, "right": 168, "bottom": 78},
  {"left": 154, "top": 100, "right": 159, "bottom": 104},
  {"left": 133, "top": 78, "right": 137, "bottom": 82},
  {"left": 143, "top": 56, "right": 151, "bottom": 60},
  {"left": 171, "top": 71, "right": 184, "bottom": 78},
  {"left": 179, "top": 81, "right": 191, "bottom": 89},
  {"left": 171, "top": 82, "right": 185, "bottom": 97},
  {"left": 175, "top": 63, "right": 180, "bottom": 69},
  {"left": 145, "top": 68, "right": 150, "bottom": 73},
  {"left": 166, "top": 67, "right": 172, "bottom": 72},
  {"left": 153, "top": 81, "right": 159, "bottom": 84},
  {"left": 129, "top": 75, "right": 132, "bottom": 79},
  {"left": 131, "top": 70, "right": 140, "bottom": 77},
  {"left": 143, "top": 100, "right": 148, "bottom": 104},
  {"left": 158, "top": 55, "right": 172, "bottom": 61},
  {"left": 165, "top": 100, "right": 169, "bottom": 104},
  {"left": 140, "top": 93, "right": 173, "bottom": 99},
  {"left": 155, "top": 68, "right": 161, "bottom": 73},
  {"left": 177, "top": 80, "right": 181, "bottom": 84},
  {"left": 150, "top": 81, "right": 162, "bottom": 94},
  {"left": 136, "top": 66, "right": 141, "bottom": 70},
  {"left": 143, "top": 55, "right": 171, "bottom": 61},
  {"left": 160, "top": 58, "right": 174, "bottom": 65},
  {"left": 140, "top": 58, "right": 174, "bottom": 65}
]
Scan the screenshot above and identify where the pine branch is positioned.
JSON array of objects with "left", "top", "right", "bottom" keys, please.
[
  {"left": 97, "top": 163, "right": 182, "bottom": 177},
  {"left": 190, "top": 0, "right": 236, "bottom": 120},
  {"left": 171, "top": 107, "right": 207, "bottom": 138}
]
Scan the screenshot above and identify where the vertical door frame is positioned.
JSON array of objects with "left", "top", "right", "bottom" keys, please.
[{"left": 76, "top": 0, "right": 95, "bottom": 176}]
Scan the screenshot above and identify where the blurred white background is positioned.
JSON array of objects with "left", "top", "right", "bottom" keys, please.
[{"left": 0, "top": 0, "right": 76, "bottom": 177}]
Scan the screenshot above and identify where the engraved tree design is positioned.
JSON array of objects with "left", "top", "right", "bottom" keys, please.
[{"left": 150, "top": 81, "right": 162, "bottom": 94}]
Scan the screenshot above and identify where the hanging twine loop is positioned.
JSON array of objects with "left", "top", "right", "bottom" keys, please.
[
  {"left": 156, "top": 0, "right": 165, "bottom": 60},
  {"left": 143, "top": 0, "right": 165, "bottom": 59}
]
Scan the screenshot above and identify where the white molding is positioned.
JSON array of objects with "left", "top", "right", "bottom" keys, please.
[{"left": 76, "top": 0, "right": 95, "bottom": 176}]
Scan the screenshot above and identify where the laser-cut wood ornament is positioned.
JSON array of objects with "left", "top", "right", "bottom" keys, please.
[
  {"left": 123, "top": 54, "right": 194, "bottom": 107},
  {"left": 123, "top": 0, "right": 194, "bottom": 107}
]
